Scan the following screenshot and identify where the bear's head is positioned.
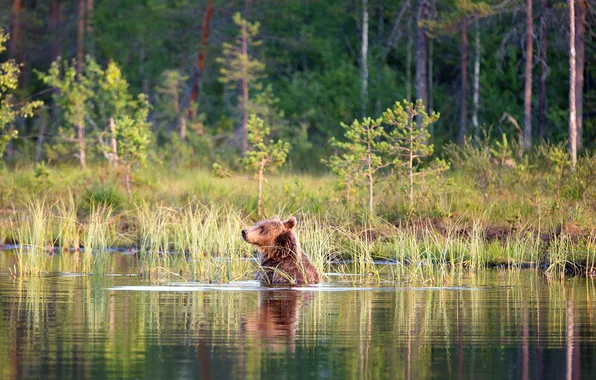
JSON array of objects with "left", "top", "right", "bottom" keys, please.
[{"left": 241, "top": 216, "right": 298, "bottom": 258}]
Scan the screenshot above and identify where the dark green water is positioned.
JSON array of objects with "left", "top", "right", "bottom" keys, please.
[{"left": 1, "top": 253, "right": 596, "bottom": 379}]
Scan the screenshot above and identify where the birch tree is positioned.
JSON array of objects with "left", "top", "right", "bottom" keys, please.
[
  {"left": 472, "top": 18, "right": 481, "bottom": 139},
  {"left": 538, "top": 0, "right": 548, "bottom": 140},
  {"left": 523, "top": 0, "right": 533, "bottom": 151},
  {"left": 361, "top": 0, "right": 369, "bottom": 117},
  {"left": 568, "top": 0, "right": 577, "bottom": 169},
  {"left": 574, "top": 0, "right": 586, "bottom": 150}
]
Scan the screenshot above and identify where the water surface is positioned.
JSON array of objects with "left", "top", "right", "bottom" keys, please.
[{"left": 0, "top": 253, "right": 595, "bottom": 379}]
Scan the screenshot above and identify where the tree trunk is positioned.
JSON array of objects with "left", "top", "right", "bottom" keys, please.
[
  {"left": 76, "top": 0, "right": 85, "bottom": 76},
  {"left": 86, "top": 0, "right": 94, "bottom": 56},
  {"left": 367, "top": 148, "right": 373, "bottom": 216},
  {"left": 575, "top": 0, "right": 586, "bottom": 151},
  {"left": 569, "top": 0, "right": 577, "bottom": 169},
  {"left": 109, "top": 118, "right": 118, "bottom": 168},
  {"left": 368, "top": 171, "right": 374, "bottom": 217},
  {"left": 346, "top": 180, "right": 351, "bottom": 203},
  {"left": 77, "top": 119, "right": 86, "bottom": 170},
  {"left": 472, "top": 18, "right": 481, "bottom": 139},
  {"left": 178, "top": 114, "right": 187, "bottom": 140},
  {"left": 50, "top": 0, "right": 62, "bottom": 61},
  {"left": 125, "top": 162, "right": 132, "bottom": 201},
  {"left": 459, "top": 24, "right": 468, "bottom": 146},
  {"left": 415, "top": 0, "right": 429, "bottom": 108},
  {"left": 9, "top": 0, "right": 22, "bottom": 59},
  {"left": 240, "top": 20, "right": 249, "bottom": 156},
  {"left": 34, "top": 113, "right": 47, "bottom": 163},
  {"left": 361, "top": 0, "right": 369, "bottom": 117},
  {"left": 257, "top": 163, "right": 264, "bottom": 216},
  {"left": 538, "top": 0, "right": 547, "bottom": 140},
  {"left": 523, "top": 0, "right": 533, "bottom": 151},
  {"left": 406, "top": 10, "right": 413, "bottom": 101},
  {"left": 428, "top": 38, "right": 433, "bottom": 114},
  {"left": 409, "top": 131, "right": 414, "bottom": 206},
  {"left": 188, "top": 0, "right": 215, "bottom": 119}
]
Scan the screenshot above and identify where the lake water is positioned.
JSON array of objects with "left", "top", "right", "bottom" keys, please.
[{"left": 0, "top": 252, "right": 595, "bottom": 379}]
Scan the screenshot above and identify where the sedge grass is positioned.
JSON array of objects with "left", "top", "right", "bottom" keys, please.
[
  {"left": 5, "top": 197, "right": 595, "bottom": 281},
  {"left": 12, "top": 198, "right": 54, "bottom": 276}
]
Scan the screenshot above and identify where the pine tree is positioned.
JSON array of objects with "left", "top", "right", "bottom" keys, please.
[
  {"left": 383, "top": 100, "right": 442, "bottom": 206},
  {"left": 327, "top": 116, "right": 390, "bottom": 216},
  {"left": 38, "top": 57, "right": 93, "bottom": 169},
  {"left": 217, "top": 13, "right": 265, "bottom": 155},
  {"left": 242, "top": 114, "right": 289, "bottom": 216}
]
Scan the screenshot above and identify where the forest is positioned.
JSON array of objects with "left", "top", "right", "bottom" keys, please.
[
  {"left": 0, "top": 0, "right": 595, "bottom": 277},
  {"left": 0, "top": 0, "right": 593, "bottom": 170}
]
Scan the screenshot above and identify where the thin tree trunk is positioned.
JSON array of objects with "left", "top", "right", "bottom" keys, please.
[
  {"left": 9, "top": 0, "right": 21, "bottom": 59},
  {"left": 409, "top": 131, "right": 414, "bottom": 206},
  {"left": 257, "top": 162, "right": 264, "bottom": 216},
  {"left": 178, "top": 114, "right": 187, "bottom": 140},
  {"left": 240, "top": 19, "right": 249, "bottom": 156},
  {"left": 575, "top": 0, "right": 586, "bottom": 151},
  {"left": 35, "top": 114, "right": 47, "bottom": 163},
  {"left": 538, "top": 0, "right": 547, "bottom": 140},
  {"left": 50, "top": 0, "right": 62, "bottom": 61},
  {"left": 367, "top": 147, "right": 373, "bottom": 216},
  {"left": 76, "top": 0, "right": 85, "bottom": 76},
  {"left": 406, "top": 10, "right": 413, "bottom": 101},
  {"left": 428, "top": 38, "right": 433, "bottom": 114},
  {"left": 368, "top": 171, "right": 374, "bottom": 216},
  {"left": 569, "top": 0, "right": 577, "bottom": 169},
  {"left": 361, "top": 0, "right": 369, "bottom": 117},
  {"left": 472, "top": 18, "right": 481, "bottom": 139},
  {"left": 109, "top": 118, "right": 118, "bottom": 168},
  {"left": 78, "top": 118, "right": 86, "bottom": 170},
  {"left": 415, "top": 0, "right": 429, "bottom": 108},
  {"left": 523, "top": 0, "right": 533, "bottom": 151},
  {"left": 459, "top": 24, "right": 468, "bottom": 146},
  {"left": 346, "top": 181, "right": 351, "bottom": 203},
  {"left": 125, "top": 163, "right": 132, "bottom": 200},
  {"left": 188, "top": 0, "right": 215, "bottom": 119},
  {"left": 86, "top": 0, "right": 94, "bottom": 56}
]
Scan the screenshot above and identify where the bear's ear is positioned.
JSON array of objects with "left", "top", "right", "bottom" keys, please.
[
  {"left": 283, "top": 216, "right": 297, "bottom": 229},
  {"left": 271, "top": 215, "right": 281, "bottom": 222}
]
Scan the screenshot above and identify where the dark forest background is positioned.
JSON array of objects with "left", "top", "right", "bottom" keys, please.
[{"left": 0, "top": 0, "right": 593, "bottom": 171}]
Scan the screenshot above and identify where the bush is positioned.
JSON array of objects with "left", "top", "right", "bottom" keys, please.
[{"left": 83, "top": 183, "right": 126, "bottom": 212}]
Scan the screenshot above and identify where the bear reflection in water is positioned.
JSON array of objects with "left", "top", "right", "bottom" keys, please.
[{"left": 240, "top": 290, "right": 309, "bottom": 352}]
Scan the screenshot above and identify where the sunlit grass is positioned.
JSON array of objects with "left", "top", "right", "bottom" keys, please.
[
  {"left": 12, "top": 198, "right": 53, "bottom": 276},
  {"left": 5, "top": 195, "right": 595, "bottom": 281}
]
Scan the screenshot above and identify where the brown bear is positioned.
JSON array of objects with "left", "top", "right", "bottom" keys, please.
[{"left": 241, "top": 216, "right": 320, "bottom": 285}]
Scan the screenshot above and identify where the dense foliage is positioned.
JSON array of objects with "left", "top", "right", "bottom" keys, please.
[{"left": 0, "top": 0, "right": 592, "bottom": 171}]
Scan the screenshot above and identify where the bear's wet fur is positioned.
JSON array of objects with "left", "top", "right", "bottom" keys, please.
[{"left": 241, "top": 216, "right": 320, "bottom": 285}]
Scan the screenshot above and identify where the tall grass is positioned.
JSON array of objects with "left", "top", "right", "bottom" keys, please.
[
  {"left": 82, "top": 206, "right": 114, "bottom": 274},
  {"left": 5, "top": 197, "right": 595, "bottom": 281},
  {"left": 12, "top": 198, "right": 53, "bottom": 276}
]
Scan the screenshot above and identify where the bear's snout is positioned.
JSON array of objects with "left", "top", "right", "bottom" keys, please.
[{"left": 241, "top": 229, "right": 247, "bottom": 241}]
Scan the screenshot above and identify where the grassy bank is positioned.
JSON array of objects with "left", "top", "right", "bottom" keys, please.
[{"left": 1, "top": 146, "right": 595, "bottom": 279}]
